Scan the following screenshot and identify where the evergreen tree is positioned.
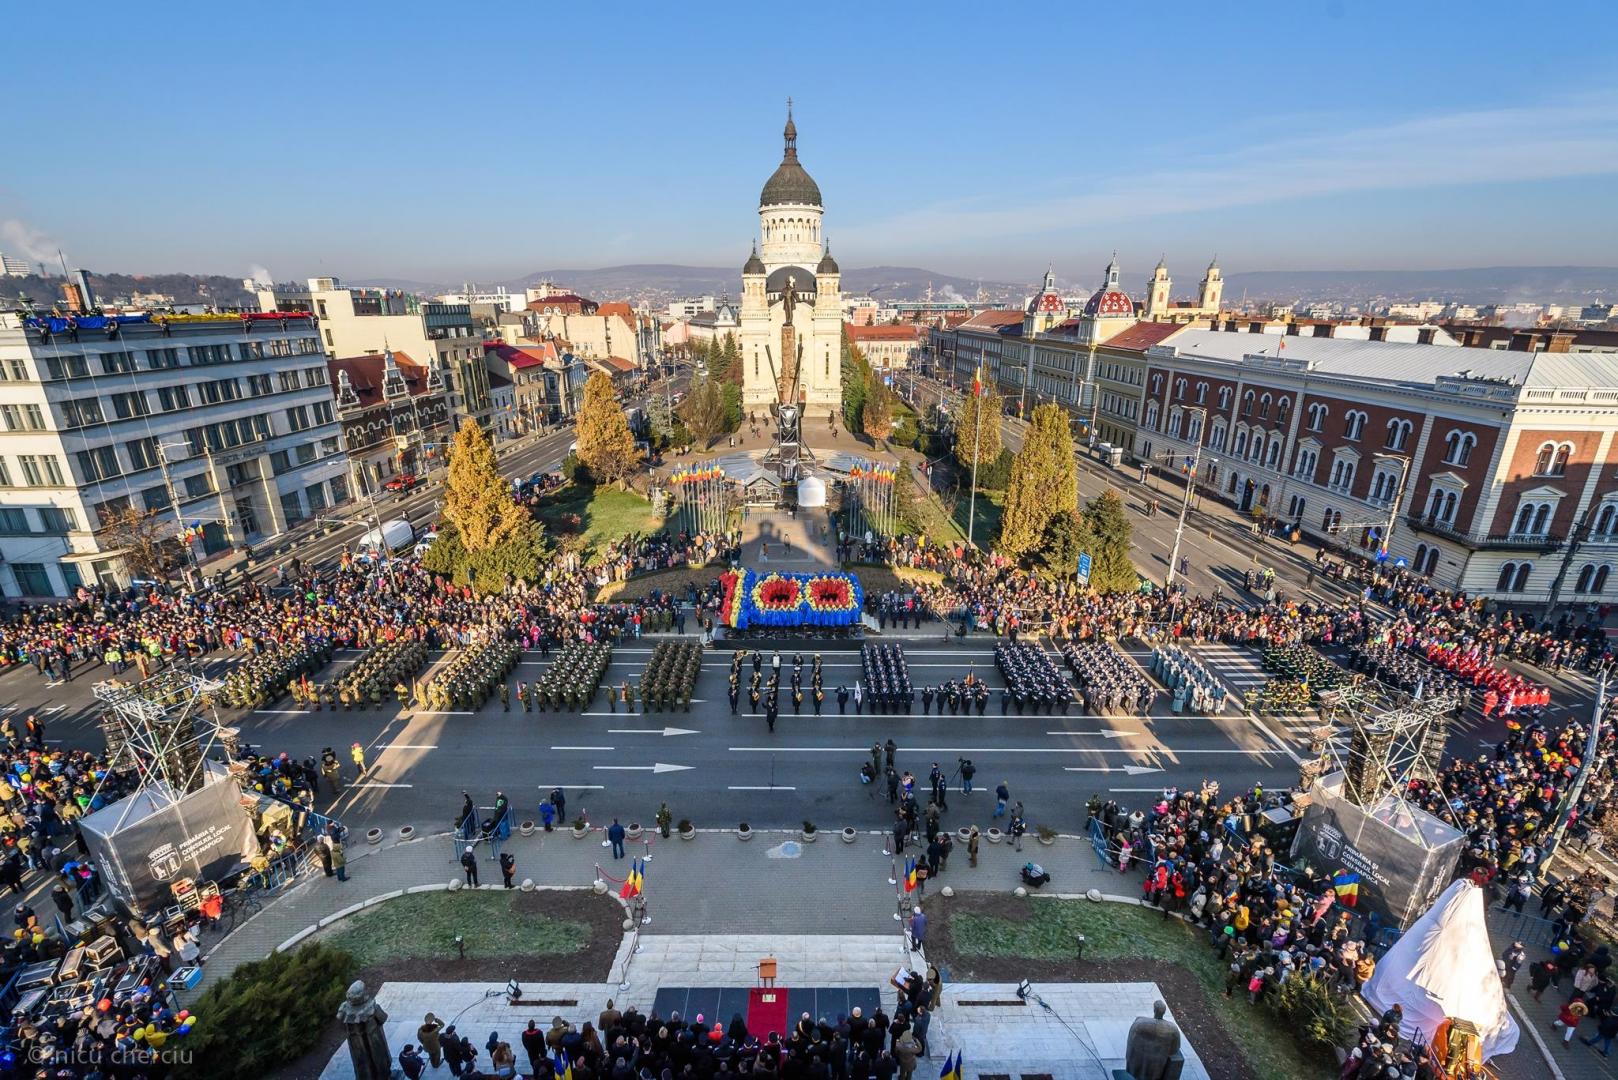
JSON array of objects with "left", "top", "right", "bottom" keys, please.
[
  {"left": 862, "top": 381, "right": 895, "bottom": 442},
  {"left": 840, "top": 327, "right": 871, "bottom": 432},
  {"left": 1038, "top": 509, "right": 1095, "bottom": 578},
  {"left": 722, "top": 332, "right": 743, "bottom": 385},
  {"left": 434, "top": 418, "right": 548, "bottom": 591},
  {"left": 953, "top": 376, "right": 1003, "bottom": 473},
  {"left": 574, "top": 371, "right": 643, "bottom": 488},
  {"left": 679, "top": 376, "right": 728, "bottom": 447},
  {"left": 1083, "top": 488, "right": 1137, "bottom": 593},
  {"left": 997, "top": 403, "right": 1075, "bottom": 559}
]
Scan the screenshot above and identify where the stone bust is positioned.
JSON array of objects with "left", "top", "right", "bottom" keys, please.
[
  {"left": 336, "top": 979, "right": 392, "bottom": 1080},
  {"left": 1123, "top": 999, "right": 1181, "bottom": 1080}
]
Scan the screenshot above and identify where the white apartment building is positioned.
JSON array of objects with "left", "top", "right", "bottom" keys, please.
[
  {"left": 0, "top": 311, "right": 346, "bottom": 597},
  {"left": 438, "top": 286, "right": 523, "bottom": 312},
  {"left": 257, "top": 278, "right": 492, "bottom": 428},
  {"left": 0, "top": 254, "right": 32, "bottom": 278},
  {"left": 668, "top": 296, "right": 718, "bottom": 319}
]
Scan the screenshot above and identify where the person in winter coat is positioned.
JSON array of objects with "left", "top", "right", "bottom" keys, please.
[
  {"left": 398, "top": 1045, "right": 426, "bottom": 1080},
  {"left": 417, "top": 1014, "right": 444, "bottom": 1068},
  {"left": 893, "top": 1031, "right": 921, "bottom": 1079}
]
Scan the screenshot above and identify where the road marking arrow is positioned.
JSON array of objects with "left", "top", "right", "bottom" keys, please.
[
  {"left": 594, "top": 762, "right": 693, "bottom": 774},
  {"left": 608, "top": 727, "right": 699, "bottom": 737},
  {"left": 1044, "top": 729, "right": 1141, "bottom": 738},
  {"left": 1063, "top": 764, "right": 1163, "bottom": 776}
]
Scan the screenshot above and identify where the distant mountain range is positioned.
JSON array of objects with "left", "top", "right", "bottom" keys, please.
[{"left": 6, "top": 264, "right": 1614, "bottom": 314}]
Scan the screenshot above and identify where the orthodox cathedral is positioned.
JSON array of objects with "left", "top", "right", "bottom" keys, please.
[{"left": 739, "top": 104, "right": 842, "bottom": 416}]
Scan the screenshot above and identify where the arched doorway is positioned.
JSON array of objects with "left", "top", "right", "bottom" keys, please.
[{"left": 1239, "top": 478, "right": 1255, "bottom": 512}]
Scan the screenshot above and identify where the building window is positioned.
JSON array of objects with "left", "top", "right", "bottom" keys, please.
[
  {"left": 1384, "top": 418, "right": 1413, "bottom": 451},
  {"left": 1276, "top": 398, "right": 1290, "bottom": 425},
  {"left": 0, "top": 509, "right": 28, "bottom": 532},
  {"left": 1426, "top": 488, "right": 1458, "bottom": 524},
  {"left": 10, "top": 563, "right": 53, "bottom": 597},
  {"left": 1594, "top": 502, "right": 1618, "bottom": 537},
  {"left": 1329, "top": 458, "right": 1356, "bottom": 492},
  {"left": 1533, "top": 441, "right": 1571, "bottom": 476},
  {"left": 189, "top": 344, "right": 230, "bottom": 366},
  {"left": 1496, "top": 561, "right": 1532, "bottom": 593},
  {"left": 1307, "top": 403, "right": 1328, "bottom": 432},
  {"left": 141, "top": 486, "right": 169, "bottom": 513},
  {"left": 1258, "top": 393, "right": 1271, "bottom": 419},
  {"left": 110, "top": 391, "right": 150, "bottom": 419},
  {"left": 1241, "top": 390, "right": 1255, "bottom": 417},
  {"left": 1294, "top": 448, "right": 1318, "bottom": 481},
  {"left": 1195, "top": 382, "right": 1208, "bottom": 404},
  {"left": 280, "top": 490, "right": 305, "bottom": 523},
  {"left": 278, "top": 371, "right": 301, "bottom": 392},
  {"left": 126, "top": 437, "right": 160, "bottom": 471},
  {"left": 158, "top": 385, "right": 192, "bottom": 411},
  {"left": 99, "top": 351, "right": 138, "bottom": 375},
  {"left": 74, "top": 447, "right": 120, "bottom": 483},
  {"left": 1343, "top": 410, "right": 1367, "bottom": 441},
  {"left": 1369, "top": 468, "right": 1399, "bottom": 505},
  {"left": 1217, "top": 387, "right": 1232, "bottom": 410},
  {"left": 1513, "top": 501, "right": 1553, "bottom": 536},
  {"left": 1574, "top": 563, "right": 1611, "bottom": 594},
  {"left": 239, "top": 341, "right": 265, "bottom": 360},
  {"left": 0, "top": 459, "right": 10, "bottom": 487},
  {"left": 60, "top": 397, "right": 104, "bottom": 428},
  {"left": 145, "top": 348, "right": 181, "bottom": 370},
  {"left": 42, "top": 355, "right": 89, "bottom": 380},
  {"left": 37, "top": 507, "right": 76, "bottom": 532},
  {"left": 1174, "top": 378, "right": 1187, "bottom": 401},
  {"left": 184, "top": 473, "right": 214, "bottom": 498},
  {"left": 303, "top": 366, "right": 328, "bottom": 387},
  {"left": 286, "top": 405, "right": 311, "bottom": 432},
  {"left": 1443, "top": 430, "right": 1476, "bottom": 466}
]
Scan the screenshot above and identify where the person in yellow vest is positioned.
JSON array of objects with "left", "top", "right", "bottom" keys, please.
[{"left": 350, "top": 742, "right": 367, "bottom": 781}]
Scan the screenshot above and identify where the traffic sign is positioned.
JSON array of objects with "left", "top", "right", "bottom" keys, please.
[
  {"left": 1375, "top": 548, "right": 1389, "bottom": 563},
  {"left": 1076, "top": 552, "right": 1092, "bottom": 584},
  {"left": 1394, "top": 556, "right": 1408, "bottom": 569}
]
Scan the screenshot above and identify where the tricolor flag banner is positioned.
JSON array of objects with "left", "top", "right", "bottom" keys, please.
[
  {"left": 972, "top": 372, "right": 983, "bottom": 397},
  {"left": 939, "top": 1050, "right": 956, "bottom": 1079},
  {"left": 904, "top": 857, "right": 917, "bottom": 893},
  {"left": 951, "top": 1050, "right": 963, "bottom": 1080},
  {"left": 1332, "top": 869, "right": 1360, "bottom": 907}
]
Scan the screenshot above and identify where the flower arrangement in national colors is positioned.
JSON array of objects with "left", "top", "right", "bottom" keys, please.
[{"left": 717, "top": 569, "right": 864, "bottom": 628}]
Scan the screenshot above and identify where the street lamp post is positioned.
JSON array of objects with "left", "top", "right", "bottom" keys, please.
[
  {"left": 1165, "top": 409, "right": 1207, "bottom": 589},
  {"left": 155, "top": 442, "right": 199, "bottom": 573}
]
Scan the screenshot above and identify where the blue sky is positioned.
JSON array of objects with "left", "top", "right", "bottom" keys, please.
[{"left": 4, "top": 1, "right": 1617, "bottom": 287}]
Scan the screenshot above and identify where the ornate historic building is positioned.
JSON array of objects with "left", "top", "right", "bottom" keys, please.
[{"left": 739, "top": 105, "right": 842, "bottom": 416}]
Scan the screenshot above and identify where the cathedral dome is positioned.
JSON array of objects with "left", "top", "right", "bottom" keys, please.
[
  {"left": 760, "top": 106, "right": 822, "bottom": 207},
  {"left": 816, "top": 247, "right": 839, "bottom": 275},
  {"left": 1082, "top": 288, "right": 1134, "bottom": 317},
  {"left": 765, "top": 266, "right": 817, "bottom": 297},
  {"left": 743, "top": 245, "right": 765, "bottom": 275}
]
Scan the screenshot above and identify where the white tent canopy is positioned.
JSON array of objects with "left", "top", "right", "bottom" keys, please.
[{"left": 1361, "top": 879, "right": 1519, "bottom": 1061}]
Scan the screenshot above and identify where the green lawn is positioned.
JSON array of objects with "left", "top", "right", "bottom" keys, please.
[
  {"left": 951, "top": 900, "right": 1332, "bottom": 1080},
  {"left": 318, "top": 890, "right": 587, "bottom": 968},
  {"left": 949, "top": 487, "right": 1003, "bottom": 546},
  {"left": 532, "top": 483, "right": 658, "bottom": 554}
]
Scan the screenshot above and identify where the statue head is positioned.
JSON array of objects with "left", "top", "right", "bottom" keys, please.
[
  {"left": 1153, "top": 1000, "right": 1167, "bottom": 1020},
  {"left": 346, "top": 980, "right": 369, "bottom": 1006}
]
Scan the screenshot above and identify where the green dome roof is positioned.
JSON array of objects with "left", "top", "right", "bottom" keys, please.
[{"left": 760, "top": 109, "right": 821, "bottom": 208}]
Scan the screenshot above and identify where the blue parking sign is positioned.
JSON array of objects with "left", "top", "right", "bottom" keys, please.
[{"left": 1076, "top": 552, "right": 1092, "bottom": 583}]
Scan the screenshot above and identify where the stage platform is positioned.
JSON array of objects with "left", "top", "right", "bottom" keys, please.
[{"left": 712, "top": 625, "right": 866, "bottom": 652}]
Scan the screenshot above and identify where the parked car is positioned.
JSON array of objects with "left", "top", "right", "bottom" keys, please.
[
  {"left": 355, "top": 518, "right": 415, "bottom": 563},
  {"left": 383, "top": 473, "right": 418, "bottom": 492}
]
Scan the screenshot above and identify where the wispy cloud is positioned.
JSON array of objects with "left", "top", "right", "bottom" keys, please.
[
  {"left": 856, "top": 96, "right": 1618, "bottom": 249},
  {"left": 0, "top": 219, "right": 60, "bottom": 266}
]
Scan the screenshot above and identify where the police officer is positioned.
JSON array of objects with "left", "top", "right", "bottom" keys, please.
[{"left": 838, "top": 686, "right": 849, "bottom": 714}]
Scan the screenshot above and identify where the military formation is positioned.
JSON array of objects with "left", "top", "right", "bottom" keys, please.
[
  {"left": 917, "top": 674, "right": 989, "bottom": 716},
  {"left": 308, "top": 637, "right": 429, "bottom": 711},
  {"left": 1064, "top": 641, "right": 1157, "bottom": 716},
  {"left": 417, "top": 639, "right": 521, "bottom": 712},
  {"left": 529, "top": 640, "right": 613, "bottom": 711},
  {"left": 860, "top": 643, "right": 913, "bottom": 713},
  {"left": 639, "top": 640, "right": 702, "bottom": 713},
  {"left": 1146, "top": 644, "right": 1223, "bottom": 715},
  {"left": 224, "top": 641, "right": 334, "bottom": 709},
  {"left": 726, "top": 650, "right": 827, "bottom": 730},
  {"left": 993, "top": 641, "right": 1075, "bottom": 715}
]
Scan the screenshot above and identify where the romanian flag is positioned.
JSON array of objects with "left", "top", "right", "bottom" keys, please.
[
  {"left": 553, "top": 1050, "right": 574, "bottom": 1080},
  {"left": 620, "top": 858, "right": 644, "bottom": 898},
  {"left": 939, "top": 1052, "right": 955, "bottom": 1079},
  {"left": 951, "top": 1050, "right": 964, "bottom": 1080},
  {"left": 904, "top": 857, "right": 917, "bottom": 893},
  {"left": 972, "top": 372, "right": 983, "bottom": 397},
  {"left": 1332, "top": 870, "right": 1361, "bottom": 907}
]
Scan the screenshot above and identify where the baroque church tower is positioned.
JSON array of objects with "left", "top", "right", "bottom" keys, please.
[{"left": 739, "top": 102, "right": 842, "bottom": 416}]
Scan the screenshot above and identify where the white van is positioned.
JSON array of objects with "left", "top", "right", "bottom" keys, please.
[{"left": 356, "top": 518, "right": 415, "bottom": 560}]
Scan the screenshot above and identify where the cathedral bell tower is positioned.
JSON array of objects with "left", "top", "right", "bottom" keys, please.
[{"left": 1145, "top": 256, "right": 1171, "bottom": 320}]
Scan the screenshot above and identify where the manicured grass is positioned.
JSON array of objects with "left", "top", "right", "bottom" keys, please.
[
  {"left": 950, "top": 487, "right": 1003, "bottom": 546},
  {"left": 951, "top": 900, "right": 1330, "bottom": 1080},
  {"left": 532, "top": 483, "right": 659, "bottom": 554},
  {"left": 318, "top": 890, "right": 587, "bottom": 969}
]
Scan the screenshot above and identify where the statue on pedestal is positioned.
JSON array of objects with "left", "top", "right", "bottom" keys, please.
[
  {"left": 336, "top": 979, "right": 392, "bottom": 1080},
  {"left": 1123, "top": 1000, "right": 1181, "bottom": 1080}
]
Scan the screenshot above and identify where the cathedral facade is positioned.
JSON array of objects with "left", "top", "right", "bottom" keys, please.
[{"left": 739, "top": 105, "right": 842, "bottom": 416}]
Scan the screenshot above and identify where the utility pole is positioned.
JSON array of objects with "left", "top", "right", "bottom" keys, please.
[
  {"left": 1548, "top": 671, "right": 1608, "bottom": 857},
  {"left": 967, "top": 368, "right": 985, "bottom": 548},
  {"left": 1377, "top": 455, "right": 1413, "bottom": 559},
  {"left": 1544, "top": 508, "right": 1590, "bottom": 622},
  {"left": 1166, "top": 408, "right": 1206, "bottom": 589},
  {"left": 155, "top": 443, "right": 198, "bottom": 573}
]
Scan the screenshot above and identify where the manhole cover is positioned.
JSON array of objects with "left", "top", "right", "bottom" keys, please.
[{"left": 766, "top": 840, "right": 803, "bottom": 859}]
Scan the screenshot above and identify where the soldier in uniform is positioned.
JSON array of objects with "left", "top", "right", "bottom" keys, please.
[
  {"left": 499, "top": 681, "right": 510, "bottom": 712},
  {"left": 813, "top": 686, "right": 824, "bottom": 715},
  {"left": 921, "top": 686, "right": 935, "bottom": 715},
  {"left": 791, "top": 687, "right": 803, "bottom": 715}
]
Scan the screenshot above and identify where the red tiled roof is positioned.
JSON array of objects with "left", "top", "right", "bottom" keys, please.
[
  {"left": 603, "top": 355, "right": 637, "bottom": 372},
  {"left": 484, "top": 341, "right": 558, "bottom": 369},
  {"left": 959, "top": 309, "right": 1023, "bottom": 330},
  {"left": 844, "top": 323, "right": 919, "bottom": 341},
  {"left": 327, "top": 350, "right": 438, "bottom": 410},
  {"left": 1099, "top": 321, "right": 1191, "bottom": 352},
  {"left": 597, "top": 302, "right": 635, "bottom": 320}
]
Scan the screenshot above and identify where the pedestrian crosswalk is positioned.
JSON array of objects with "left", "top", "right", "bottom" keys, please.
[{"left": 1187, "top": 642, "right": 1271, "bottom": 705}]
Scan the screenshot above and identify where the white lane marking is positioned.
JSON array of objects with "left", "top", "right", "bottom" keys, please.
[
  {"left": 378, "top": 743, "right": 438, "bottom": 750},
  {"left": 1044, "top": 730, "right": 1143, "bottom": 738},
  {"left": 252, "top": 709, "right": 306, "bottom": 715},
  {"left": 727, "top": 785, "right": 798, "bottom": 791},
  {"left": 1066, "top": 765, "right": 1162, "bottom": 775},
  {"left": 606, "top": 727, "right": 699, "bottom": 737},
  {"left": 349, "top": 782, "right": 414, "bottom": 789},
  {"left": 551, "top": 745, "right": 615, "bottom": 751},
  {"left": 594, "top": 763, "right": 693, "bottom": 773},
  {"left": 729, "top": 746, "right": 1280, "bottom": 755},
  {"left": 534, "top": 784, "right": 606, "bottom": 790}
]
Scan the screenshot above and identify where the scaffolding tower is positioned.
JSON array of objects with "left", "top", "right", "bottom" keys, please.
[{"left": 92, "top": 665, "right": 233, "bottom": 811}]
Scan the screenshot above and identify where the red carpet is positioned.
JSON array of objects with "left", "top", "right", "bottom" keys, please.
[{"left": 747, "top": 986, "right": 790, "bottom": 1040}]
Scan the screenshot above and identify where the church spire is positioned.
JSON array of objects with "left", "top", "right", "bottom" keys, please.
[{"left": 782, "top": 97, "right": 798, "bottom": 162}]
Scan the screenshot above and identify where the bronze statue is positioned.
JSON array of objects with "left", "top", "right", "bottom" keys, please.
[
  {"left": 336, "top": 979, "right": 392, "bottom": 1080},
  {"left": 1123, "top": 999, "right": 1181, "bottom": 1080}
]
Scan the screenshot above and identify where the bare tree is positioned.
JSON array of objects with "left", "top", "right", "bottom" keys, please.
[{"left": 101, "top": 507, "right": 175, "bottom": 580}]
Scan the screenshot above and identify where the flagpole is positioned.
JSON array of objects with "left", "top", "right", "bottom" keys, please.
[{"left": 967, "top": 370, "right": 983, "bottom": 548}]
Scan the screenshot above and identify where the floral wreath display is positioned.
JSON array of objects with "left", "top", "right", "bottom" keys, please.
[{"left": 718, "top": 569, "right": 864, "bottom": 629}]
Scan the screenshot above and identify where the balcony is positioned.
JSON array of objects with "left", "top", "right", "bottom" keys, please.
[{"left": 1404, "top": 513, "right": 1566, "bottom": 552}]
